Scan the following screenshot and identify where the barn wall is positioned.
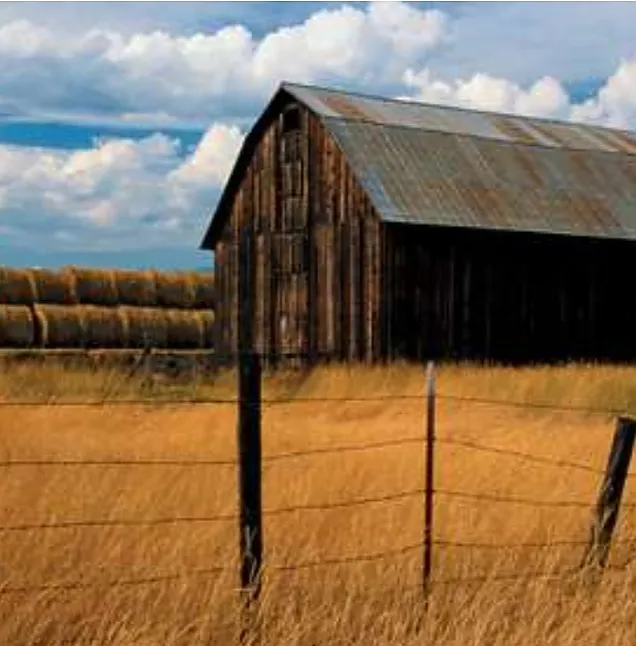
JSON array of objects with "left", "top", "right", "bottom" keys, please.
[
  {"left": 213, "top": 103, "right": 382, "bottom": 363},
  {"left": 384, "top": 224, "right": 636, "bottom": 363}
]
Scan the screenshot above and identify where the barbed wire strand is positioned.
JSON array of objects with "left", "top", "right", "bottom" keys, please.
[
  {"left": 0, "top": 457, "right": 236, "bottom": 468},
  {"left": 0, "top": 488, "right": 426, "bottom": 533},
  {"left": 271, "top": 541, "right": 423, "bottom": 572},
  {"left": 434, "top": 488, "right": 594, "bottom": 509},
  {"left": 0, "top": 566, "right": 230, "bottom": 596},
  {"left": 262, "top": 436, "right": 425, "bottom": 463},
  {"left": 0, "top": 513, "right": 237, "bottom": 533},
  {"left": 0, "top": 436, "right": 425, "bottom": 469},
  {"left": 436, "top": 437, "right": 605, "bottom": 475},
  {"left": 0, "top": 390, "right": 625, "bottom": 415},
  {"left": 433, "top": 538, "right": 590, "bottom": 549},
  {"left": 435, "top": 393, "right": 624, "bottom": 416},
  {"left": 430, "top": 566, "right": 584, "bottom": 587}
]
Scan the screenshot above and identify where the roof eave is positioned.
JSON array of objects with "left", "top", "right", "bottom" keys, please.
[{"left": 199, "top": 83, "right": 297, "bottom": 251}]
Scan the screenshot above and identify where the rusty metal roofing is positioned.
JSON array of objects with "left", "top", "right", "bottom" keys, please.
[
  {"left": 200, "top": 83, "right": 636, "bottom": 249},
  {"left": 282, "top": 83, "right": 636, "bottom": 241},
  {"left": 283, "top": 83, "right": 636, "bottom": 155}
]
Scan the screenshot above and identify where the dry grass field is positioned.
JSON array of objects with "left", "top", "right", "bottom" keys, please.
[{"left": 1, "top": 360, "right": 636, "bottom": 645}]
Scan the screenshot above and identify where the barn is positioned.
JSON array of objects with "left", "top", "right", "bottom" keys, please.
[{"left": 200, "top": 82, "right": 636, "bottom": 365}]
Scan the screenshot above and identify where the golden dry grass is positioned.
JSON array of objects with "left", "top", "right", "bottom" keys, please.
[{"left": 0, "top": 362, "right": 635, "bottom": 645}]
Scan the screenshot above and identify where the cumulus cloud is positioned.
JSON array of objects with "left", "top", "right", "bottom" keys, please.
[
  {"left": 0, "top": 123, "right": 244, "bottom": 251},
  {"left": 570, "top": 59, "right": 636, "bottom": 129},
  {"left": 2, "top": 1, "right": 636, "bottom": 259},
  {"left": 0, "top": 2, "right": 448, "bottom": 123},
  {"left": 401, "top": 60, "right": 636, "bottom": 131},
  {"left": 401, "top": 68, "right": 571, "bottom": 119}
]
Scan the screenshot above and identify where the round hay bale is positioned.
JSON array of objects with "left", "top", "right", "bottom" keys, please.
[
  {"left": 31, "top": 267, "right": 77, "bottom": 305},
  {"left": 82, "top": 306, "right": 128, "bottom": 348},
  {"left": 116, "top": 270, "right": 157, "bottom": 307},
  {"left": 164, "top": 309, "right": 205, "bottom": 349},
  {"left": 0, "top": 305, "right": 35, "bottom": 347},
  {"left": 122, "top": 307, "right": 168, "bottom": 348},
  {"left": 34, "top": 304, "right": 85, "bottom": 348},
  {"left": 154, "top": 271, "right": 196, "bottom": 309},
  {"left": 200, "top": 310, "right": 215, "bottom": 349},
  {"left": 191, "top": 272, "right": 215, "bottom": 309},
  {"left": 70, "top": 267, "right": 118, "bottom": 306},
  {"left": 0, "top": 267, "right": 36, "bottom": 304}
]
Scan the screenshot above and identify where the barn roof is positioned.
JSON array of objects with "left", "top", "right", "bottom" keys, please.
[{"left": 201, "top": 82, "right": 636, "bottom": 249}]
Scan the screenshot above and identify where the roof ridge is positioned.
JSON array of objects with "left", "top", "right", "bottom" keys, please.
[{"left": 280, "top": 80, "right": 636, "bottom": 140}]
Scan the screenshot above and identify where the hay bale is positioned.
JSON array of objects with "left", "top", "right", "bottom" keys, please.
[
  {"left": 34, "top": 304, "right": 85, "bottom": 348},
  {"left": 200, "top": 310, "right": 215, "bottom": 349},
  {"left": 191, "top": 272, "right": 215, "bottom": 309},
  {"left": 70, "top": 267, "right": 118, "bottom": 306},
  {"left": 0, "top": 305, "right": 35, "bottom": 347},
  {"left": 122, "top": 307, "right": 168, "bottom": 348},
  {"left": 154, "top": 271, "right": 196, "bottom": 309},
  {"left": 31, "top": 268, "right": 77, "bottom": 305},
  {"left": 83, "top": 306, "right": 128, "bottom": 348},
  {"left": 115, "top": 270, "right": 157, "bottom": 307},
  {"left": 0, "top": 267, "right": 36, "bottom": 304},
  {"left": 164, "top": 310, "right": 205, "bottom": 349}
]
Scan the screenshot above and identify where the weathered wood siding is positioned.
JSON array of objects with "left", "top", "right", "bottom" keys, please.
[
  {"left": 383, "top": 224, "right": 636, "bottom": 364},
  {"left": 213, "top": 99, "right": 634, "bottom": 366},
  {"left": 213, "top": 101, "right": 382, "bottom": 363}
]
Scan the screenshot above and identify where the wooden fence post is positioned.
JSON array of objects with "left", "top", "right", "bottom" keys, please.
[
  {"left": 237, "top": 352, "right": 263, "bottom": 637},
  {"left": 583, "top": 416, "right": 636, "bottom": 569},
  {"left": 423, "top": 361, "right": 436, "bottom": 592}
]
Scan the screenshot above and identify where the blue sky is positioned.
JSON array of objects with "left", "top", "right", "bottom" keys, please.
[{"left": 1, "top": 1, "right": 636, "bottom": 269}]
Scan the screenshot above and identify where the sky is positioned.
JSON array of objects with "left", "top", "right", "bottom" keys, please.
[{"left": 1, "top": 1, "right": 636, "bottom": 270}]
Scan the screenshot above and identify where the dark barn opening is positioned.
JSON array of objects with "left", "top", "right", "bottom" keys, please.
[{"left": 201, "top": 82, "right": 636, "bottom": 366}]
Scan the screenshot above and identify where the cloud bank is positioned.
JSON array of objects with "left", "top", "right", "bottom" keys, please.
[
  {"left": 1, "top": 1, "right": 636, "bottom": 259},
  {"left": 0, "top": 124, "right": 243, "bottom": 251}
]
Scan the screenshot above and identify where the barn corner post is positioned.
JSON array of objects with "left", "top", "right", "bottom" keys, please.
[
  {"left": 237, "top": 229, "right": 263, "bottom": 642},
  {"left": 423, "top": 360, "right": 436, "bottom": 595},
  {"left": 583, "top": 416, "right": 636, "bottom": 570}
]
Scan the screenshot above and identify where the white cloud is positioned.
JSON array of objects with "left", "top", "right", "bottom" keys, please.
[
  {"left": 172, "top": 123, "right": 244, "bottom": 186},
  {"left": 0, "top": 123, "right": 244, "bottom": 250},
  {"left": 401, "top": 59, "right": 636, "bottom": 132},
  {"left": 571, "top": 59, "right": 636, "bottom": 129},
  {"left": 401, "top": 68, "right": 571, "bottom": 119},
  {"left": 2, "top": 1, "right": 636, "bottom": 260},
  {"left": 0, "top": 2, "right": 448, "bottom": 124}
]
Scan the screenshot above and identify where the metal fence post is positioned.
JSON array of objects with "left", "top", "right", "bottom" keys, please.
[
  {"left": 583, "top": 415, "right": 636, "bottom": 569},
  {"left": 423, "top": 361, "right": 436, "bottom": 592},
  {"left": 237, "top": 351, "right": 263, "bottom": 638}
]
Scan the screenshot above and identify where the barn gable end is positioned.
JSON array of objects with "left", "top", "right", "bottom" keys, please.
[{"left": 203, "top": 88, "right": 383, "bottom": 363}]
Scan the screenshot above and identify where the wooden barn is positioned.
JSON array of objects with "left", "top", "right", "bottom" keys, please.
[{"left": 200, "top": 82, "right": 636, "bottom": 364}]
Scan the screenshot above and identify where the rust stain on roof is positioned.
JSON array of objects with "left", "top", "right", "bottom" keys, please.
[
  {"left": 323, "top": 116, "right": 636, "bottom": 240},
  {"left": 320, "top": 94, "right": 378, "bottom": 121},
  {"left": 284, "top": 82, "right": 636, "bottom": 157}
]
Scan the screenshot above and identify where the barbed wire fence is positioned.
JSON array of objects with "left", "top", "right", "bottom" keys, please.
[{"left": 0, "top": 353, "right": 635, "bottom": 641}]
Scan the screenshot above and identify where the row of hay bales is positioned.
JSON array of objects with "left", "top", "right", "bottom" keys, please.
[
  {"left": 0, "top": 266, "right": 214, "bottom": 309},
  {"left": 0, "top": 304, "right": 214, "bottom": 349}
]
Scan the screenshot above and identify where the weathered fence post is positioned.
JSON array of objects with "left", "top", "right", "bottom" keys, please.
[
  {"left": 237, "top": 351, "right": 262, "bottom": 639},
  {"left": 423, "top": 361, "right": 436, "bottom": 592},
  {"left": 583, "top": 416, "right": 636, "bottom": 569}
]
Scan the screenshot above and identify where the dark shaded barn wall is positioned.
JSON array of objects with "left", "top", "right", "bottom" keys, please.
[
  {"left": 213, "top": 98, "right": 382, "bottom": 363},
  {"left": 384, "top": 224, "right": 636, "bottom": 364}
]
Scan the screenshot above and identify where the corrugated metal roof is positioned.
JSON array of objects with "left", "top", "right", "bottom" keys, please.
[
  {"left": 283, "top": 83, "right": 636, "bottom": 241},
  {"left": 285, "top": 83, "right": 636, "bottom": 156},
  {"left": 200, "top": 83, "right": 636, "bottom": 249}
]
